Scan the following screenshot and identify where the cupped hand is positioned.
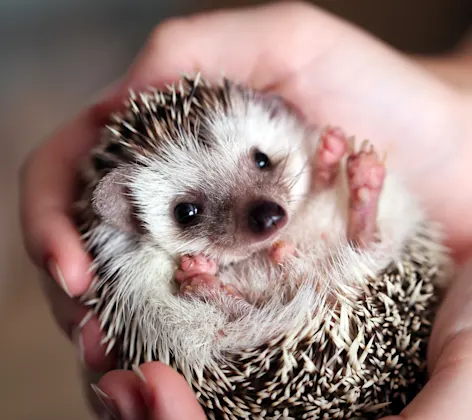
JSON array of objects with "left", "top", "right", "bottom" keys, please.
[{"left": 19, "top": 2, "right": 472, "bottom": 419}]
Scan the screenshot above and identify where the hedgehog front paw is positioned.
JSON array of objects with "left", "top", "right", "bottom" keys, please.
[
  {"left": 177, "top": 254, "right": 218, "bottom": 278},
  {"left": 175, "top": 254, "right": 243, "bottom": 300},
  {"left": 346, "top": 140, "right": 386, "bottom": 248}
]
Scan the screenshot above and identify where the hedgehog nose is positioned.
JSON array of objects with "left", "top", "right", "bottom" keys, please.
[{"left": 247, "top": 201, "right": 287, "bottom": 236}]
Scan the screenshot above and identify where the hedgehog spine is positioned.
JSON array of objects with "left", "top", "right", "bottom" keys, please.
[{"left": 76, "top": 74, "right": 453, "bottom": 419}]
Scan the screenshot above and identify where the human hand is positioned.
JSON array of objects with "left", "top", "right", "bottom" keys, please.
[{"left": 19, "top": 2, "right": 472, "bottom": 419}]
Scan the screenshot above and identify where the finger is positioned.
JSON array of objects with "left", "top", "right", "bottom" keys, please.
[
  {"left": 387, "top": 331, "right": 472, "bottom": 420},
  {"left": 40, "top": 270, "right": 90, "bottom": 338},
  {"left": 19, "top": 73, "right": 125, "bottom": 294},
  {"left": 20, "top": 109, "right": 101, "bottom": 296},
  {"left": 136, "top": 363, "right": 207, "bottom": 420},
  {"left": 428, "top": 257, "right": 472, "bottom": 371},
  {"left": 94, "top": 370, "right": 149, "bottom": 420},
  {"left": 81, "top": 366, "right": 113, "bottom": 419},
  {"left": 39, "top": 267, "right": 117, "bottom": 372},
  {"left": 97, "top": 363, "right": 207, "bottom": 420},
  {"left": 76, "top": 309, "right": 117, "bottom": 373},
  {"left": 94, "top": 1, "right": 341, "bottom": 119}
]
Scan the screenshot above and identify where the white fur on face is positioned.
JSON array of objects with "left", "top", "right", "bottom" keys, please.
[{"left": 128, "top": 90, "right": 312, "bottom": 262}]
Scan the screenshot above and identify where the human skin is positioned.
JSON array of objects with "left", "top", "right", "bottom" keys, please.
[{"left": 19, "top": 2, "right": 472, "bottom": 419}]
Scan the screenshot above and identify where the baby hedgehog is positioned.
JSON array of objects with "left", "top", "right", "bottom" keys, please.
[{"left": 75, "top": 74, "right": 453, "bottom": 420}]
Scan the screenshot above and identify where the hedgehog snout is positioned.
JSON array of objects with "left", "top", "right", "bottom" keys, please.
[{"left": 246, "top": 200, "right": 287, "bottom": 240}]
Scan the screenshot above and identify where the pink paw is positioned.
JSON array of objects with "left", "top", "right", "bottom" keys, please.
[
  {"left": 314, "top": 126, "right": 349, "bottom": 187},
  {"left": 180, "top": 254, "right": 218, "bottom": 275},
  {"left": 175, "top": 254, "right": 218, "bottom": 283},
  {"left": 346, "top": 140, "right": 386, "bottom": 247},
  {"left": 346, "top": 141, "right": 386, "bottom": 193},
  {"left": 319, "top": 126, "right": 349, "bottom": 164},
  {"left": 179, "top": 273, "right": 220, "bottom": 294},
  {"left": 175, "top": 255, "right": 243, "bottom": 300}
]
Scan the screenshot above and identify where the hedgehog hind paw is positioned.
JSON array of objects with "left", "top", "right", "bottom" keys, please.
[
  {"left": 314, "top": 126, "right": 350, "bottom": 188},
  {"left": 346, "top": 139, "right": 386, "bottom": 249}
]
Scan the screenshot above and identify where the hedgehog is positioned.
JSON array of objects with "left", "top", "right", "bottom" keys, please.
[{"left": 75, "top": 74, "right": 454, "bottom": 420}]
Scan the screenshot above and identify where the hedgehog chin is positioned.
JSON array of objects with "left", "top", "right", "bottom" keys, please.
[
  {"left": 216, "top": 251, "right": 256, "bottom": 267},
  {"left": 207, "top": 237, "right": 284, "bottom": 267}
]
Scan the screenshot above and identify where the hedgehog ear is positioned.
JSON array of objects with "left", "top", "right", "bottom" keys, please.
[
  {"left": 92, "top": 168, "right": 137, "bottom": 233},
  {"left": 254, "top": 91, "right": 298, "bottom": 120}
]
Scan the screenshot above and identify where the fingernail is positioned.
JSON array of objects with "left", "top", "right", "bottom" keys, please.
[
  {"left": 132, "top": 365, "right": 154, "bottom": 409},
  {"left": 47, "top": 260, "right": 72, "bottom": 298},
  {"left": 91, "top": 384, "right": 121, "bottom": 420}
]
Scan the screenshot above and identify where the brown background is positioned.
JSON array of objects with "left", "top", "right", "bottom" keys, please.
[{"left": 1, "top": 1, "right": 470, "bottom": 419}]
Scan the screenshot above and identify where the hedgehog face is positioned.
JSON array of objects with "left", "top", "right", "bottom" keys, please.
[
  {"left": 131, "top": 96, "right": 312, "bottom": 265},
  {"left": 91, "top": 82, "right": 314, "bottom": 265}
]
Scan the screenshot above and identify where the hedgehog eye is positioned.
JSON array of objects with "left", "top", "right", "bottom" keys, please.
[
  {"left": 254, "top": 151, "right": 271, "bottom": 169},
  {"left": 174, "top": 203, "right": 201, "bottom": 226}
]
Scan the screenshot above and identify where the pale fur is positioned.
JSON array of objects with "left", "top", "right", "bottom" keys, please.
[{"left": 82, "top": 81, "right": 441, "bottom": 375}]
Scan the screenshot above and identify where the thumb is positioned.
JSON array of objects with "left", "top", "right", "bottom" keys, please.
[
  {"left": 136, "top": 362, "right": 207, "bottom": 420},
  {"left": 96, "top": 362, "right": 207, "bottom": 420}
]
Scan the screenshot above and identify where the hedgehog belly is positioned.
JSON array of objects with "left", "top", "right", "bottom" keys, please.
[{"left": 88, "top": 225, "right": 447, "bottom": 420}]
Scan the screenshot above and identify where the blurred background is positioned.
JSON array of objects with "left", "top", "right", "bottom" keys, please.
[{"left": 1, "top": 0, "right": 471, "bottom": 418}]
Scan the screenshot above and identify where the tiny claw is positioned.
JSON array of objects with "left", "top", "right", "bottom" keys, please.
[{"left": 360, "top": 139, "right": 369, "bottom": 152}]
